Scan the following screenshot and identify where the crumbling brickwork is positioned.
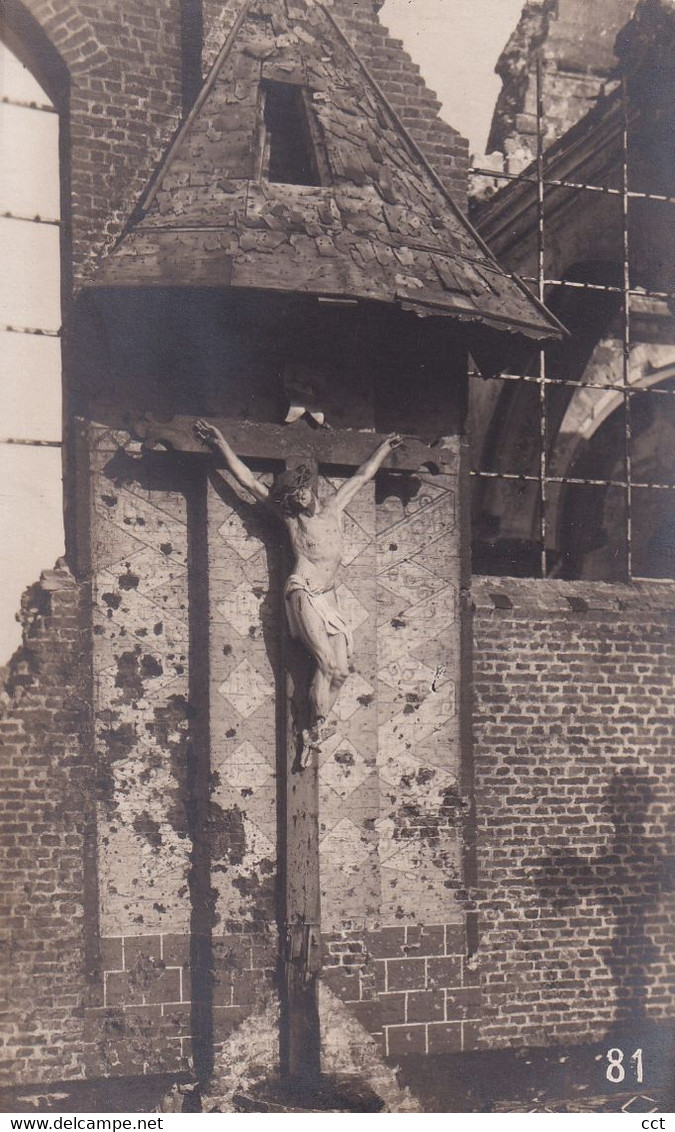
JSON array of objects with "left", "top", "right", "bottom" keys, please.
[
  {"left": 0, "top": 565, "right": 92, "bottom": 1085},
  {"left": 472, "top": 577, "right": 675, "bottom": 1048}
]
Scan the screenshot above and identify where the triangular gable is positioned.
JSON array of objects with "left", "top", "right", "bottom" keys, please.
[{"left": 92, "top": 0, "right": 563, "bottom": 341}]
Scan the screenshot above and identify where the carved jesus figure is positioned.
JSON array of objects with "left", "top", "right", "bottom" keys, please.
[{"left": 194, "top": 419, "right": 401, "bottom": 763}]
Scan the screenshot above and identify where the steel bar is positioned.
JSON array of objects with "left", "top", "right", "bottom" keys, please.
[
  {"left": 536, "top": 56, "right": 548, "bottom": 578},
  {"left": 470, "top": 165, "right": 675, "bottom": 207},
  {"left": 471, "top": 470, "right": 674, "bottom": 491},
  {"left": 621, "top": 77, "right": 633, "bottom": 579},
  {"left": 520, "top": 275, "right": 675, "bottom": 302},
  {"left": 2, "top": 211, "right": 60, "bottom": 226},
  {"left": 468, "top": 371, "right": 675, "bottom": 397}
]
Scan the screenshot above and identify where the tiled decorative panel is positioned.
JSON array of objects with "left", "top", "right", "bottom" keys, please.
[
  {"left": 317, "top": 477, "right": 380, "bottom": 932},
  {"left": 207, "top": 471, "right": 279, "bottom": 936},
  {"left": 376, "top": 468, "right": 462, "bottom": 925},
  {"left": 89, "top": 425, "right": 192, "bottom": 939},
  {"left": 88, "top": 430, "right": 468, "bottom": 1055}
]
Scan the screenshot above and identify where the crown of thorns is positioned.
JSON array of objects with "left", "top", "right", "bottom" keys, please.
[{"left": 271, "top": 464, "right": 313, "bottom": 504}]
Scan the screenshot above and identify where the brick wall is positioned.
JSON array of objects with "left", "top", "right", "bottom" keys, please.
[
  {"left": 472, "top": 577, "right": 675, "bottom": 1049},
  {"left": 322, "top": 923, "right": 480, "bottom": 1058},
  {"left": 81, "top": 423, "right": 468, "bottom": 1075},
  {"left": 0, "top": 565, "right": 92, "bottom": 1086}
]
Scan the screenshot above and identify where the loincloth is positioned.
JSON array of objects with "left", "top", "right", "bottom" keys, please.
[{"left": 284, "top": 574, "right": 353, "bottom": 656}]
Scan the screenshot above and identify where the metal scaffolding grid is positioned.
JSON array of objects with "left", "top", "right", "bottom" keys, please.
[{"left": 469, "top": 60, "right": 675, "bottom": 583}]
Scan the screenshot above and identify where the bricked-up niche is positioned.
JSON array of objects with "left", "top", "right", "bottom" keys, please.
[
  {"left": 76, "top": 295, "right": 477, "bottom": 1083},
  {"left": 0, "top": 565, "right": 93, "bottom": 1087},
  {"left": 472, "top": 578, "right": 675, "bottom": 1049}
]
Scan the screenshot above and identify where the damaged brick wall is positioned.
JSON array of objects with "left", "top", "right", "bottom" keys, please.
[
  {"left": 0, "top": 565, "right": 93, "bottom": 1086},
  {"left": 472, "top": 577, "right": 675, "bottom": 1048}
]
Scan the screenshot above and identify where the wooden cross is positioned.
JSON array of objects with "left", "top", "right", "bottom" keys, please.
[{"left": 130, "top": 411, "right": 456, "bottom": 1088}]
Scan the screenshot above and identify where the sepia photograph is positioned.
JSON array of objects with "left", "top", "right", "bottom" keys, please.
[{"left": 0, "top": 0, "right": 673, "bottom": 1115}]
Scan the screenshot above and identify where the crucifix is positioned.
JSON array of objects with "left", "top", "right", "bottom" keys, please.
[{"left": 131, "top": 410, "right": 455, "bottom": 1089}]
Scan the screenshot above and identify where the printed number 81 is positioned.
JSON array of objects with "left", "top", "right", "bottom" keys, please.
[{"left": 606, "top": 1048, "right": 643, "bottom": 1083}]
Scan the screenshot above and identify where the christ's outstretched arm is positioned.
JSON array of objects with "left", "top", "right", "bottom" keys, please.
[
  {"left": 194, "top": 419, "right": 270, "bottom": 504},
  {"left": 333, "top": 433, "right": 402, "bottom": 511}
]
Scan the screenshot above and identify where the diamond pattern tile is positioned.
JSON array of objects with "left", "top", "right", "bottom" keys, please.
[
  {"left": 376, "top": 479, "right": 450, "bottom": 535},
  {"left": 377, "top": 558, "right": 448, "bottom": 610},
  {"left": 341, "top": 513, "right": 372, "bottom": 566},
  {"left": 320, "top": 735, "right": 371, "bottom": 798},
  {"left": 379, "top": 656, "right": 436, "bottom": 693},
  {"left": 217, "top": 658, "right": 273, "bottom": 718},
  {"left": 320, "top": 817, "right": 373, "bottom": 865},
  {"left": 221, "top": 739, "right": 273, "bottom": 793},
  {"left": 217, "top": 581, "right": 265, "bottom": 638},
  {"left": 333, "top": 672, "right": 375, "bottom": 722}
]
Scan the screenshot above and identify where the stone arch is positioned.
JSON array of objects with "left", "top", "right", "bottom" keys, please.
[
  {"left": 0, "top": 0, "right": 70, "bottom": 111},
  {"left": 548, "top": 357, "right": 675, "bottom": 578},
  {"left": 471, "top": 260, "right": 625, "bottom": 575},
  {"left": 550, "top": 355, "right": 675, "bottom": 481},
  {"left": 1, "top": 0, "right": 112, "bottom": 98},
  {"left": 0, "top": 11, "right": 71, "bottom": 655}
]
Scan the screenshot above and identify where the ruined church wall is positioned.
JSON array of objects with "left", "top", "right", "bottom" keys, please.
[
  {"left": 472, "top": 577, "right": 675, "bottom": 1049},
  {"left": 0, "top": 567, "right": 93, "bottom": 1086},
  {"left": 6, "top": 508, "right": 674, "bottom": 1084},
  {"left": 486, "top": 0, "right": 636, "bottom": 164}
]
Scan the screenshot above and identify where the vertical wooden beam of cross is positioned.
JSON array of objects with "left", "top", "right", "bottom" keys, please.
[
  {"left": 129, "top": 413, "right": 455, "bottom": 1090},
  {"left": 282, "top": 451, "right": 321, "bottom": 1088}
]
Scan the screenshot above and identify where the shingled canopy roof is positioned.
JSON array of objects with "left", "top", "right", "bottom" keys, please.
[{"left": 90, "top": 0, "right": 563, "bottom": 341}]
